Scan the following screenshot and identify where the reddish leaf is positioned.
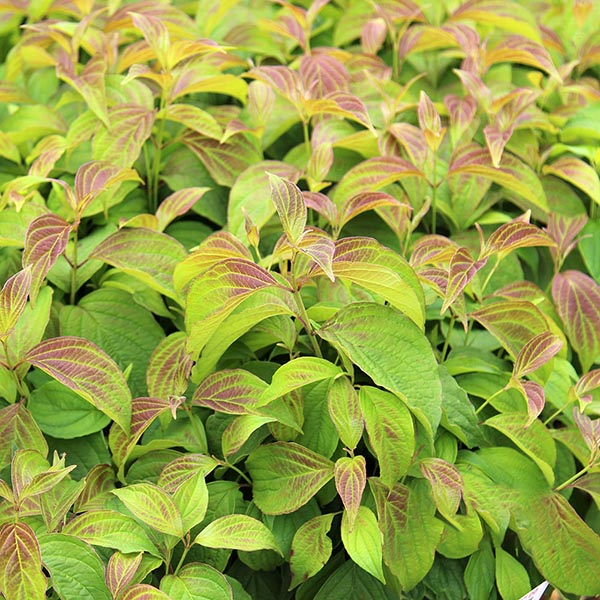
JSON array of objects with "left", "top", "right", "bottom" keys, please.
[
  {"left": 482, "top": 214, "right": 555, "bottom": 259},
  {"left": 515, "top": 380, "right": 546, "bottom": 426},
  {"left": 545, "top": 213, "right": 588, "bottom": 265},
  {"left": 333, "top": 157, "right": 423, "bottom": 206},
  {"left": 573, "top": 407, "right": 600, "bottom": 454},
  {"left": 0, "top": 522, "right": 46, "bottom": 600},
  {"left": 299, "top": 54, "right": 350, "bottom": 98},
  {"left": 339, "top": 192, "right": 406, "bottom": 229},
  {"left": 325, "top": 91, "right": 374, "bottom": 131},
  {"left": 73, "top": 464, "right": 116, "bottom": 513},
  {"left": 192, "top": 369, "right": 267, "bottom": 414},
  {"left": 442, "top": 247, "right": 487, "bottom": 313},
  {"left": 155, "top": 187, "right": 210, "bottom": 232},
  {"left": 419, "top": 458, "right": 464, "bottom": 521},
  {"left": 486, "top": 35, "right": 559, "bottom": 77},
  {"left": 575, "top": 369, "right": 600, "bottom": 405},
  {"left": 307, "top": 141, "right": 334, "bottom": 185},
  {"left": 158, "top": 454, "right": 218, "bottom": 494},
  {"left": 418, "top": 91, "right": 445, "bottom": 151},
  {"left": 335, "top": 455, "right": 367, "bottom": 530},
  {"left": 328, "top": 377, "right": 363, "bottom": 451},
  {"left": 0, "top": 268, "right": 31, "bottom": 339},
  {"left": 513, "top": 331, "right": 563, "bottom": 379},
  {"left": 160, "top": 103, "right": 222, "bottom": 140},
  {"left": 0, "top": 402, "right": 47, "bottom": 467},
  {"left": 173, "top": 231, "right": 252, "bottom": 293},
  {"left": 471, "top": 300, "right": 552, "bottom": 359},
  {"left": 388, "top": 123, "right": 428, "bottom": 169},
  {"left": 295, "top": 228, "right": 335, "bottom": 282},
  {"left": 453, "top": 70, "right": 492, "bottom": 111},
  {"left": 444, "top": 94, "right": 478, "bottom": 144},
  {"left": 543, "top": 156, "right": 600, "bottom": 207},
  {"left": 25, "top": 336, "right": 132, "bottom": 432},
  {"left": 483, "top": 122, "right": 513, "bottom": 168},
  {"left": 146, "top": 332, "right": 193, "bottom": 401},
  {"left": 130, "top": 11, "right": 170, "bottom": 69},
  {"left": 22, "top": 213, "right": 71, "bottom": 303},
  {"left": 552, "top": 271, "right": 600, "bottom": 371},
  {"left": 410, "top": 235, "right": 459, "bottom": 268},
  {"left": 303, "top": 191, "right": 338, "bottom": 224},
  {"left": 105, "top": 551, "right": 143, "bottom": 600},
  {"left": 120, "top": 583, "right": 171, "bottom": 600},
  {"left": 247, "top": 66, "right": 303, "bottom": 106},
  {"left": 361, "top": 18, "right": 387, "bottom": 54},
  {"left": 268, "top": 173, "right": 307, "bottom": 244}
]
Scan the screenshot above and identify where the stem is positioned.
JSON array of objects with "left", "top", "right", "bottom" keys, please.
[
  {"left": 290, "top": 259, "right": 323, "bottom": 358},
  {"left": 2, "top": 340, "right": 28, "bottom": 399},
  {"left": 475, "top": 385, "right": 508, "bottom": 415},
  {"left": 174, "top": 539, "right": 191, "bottom": 575},
  {"left": 542, "top": 400, "right": 572, "bottom": 427},
  {"left": 392, "top": 33, "right": 400, "bottom": 81},
  {"left": 555, "top": 461, "right": 595, "bottom": 492},
  {"left": 480, "top": 254, "right": 500, "bottom": 296},
  {"left": 431, "top": 152, "right": 438, "bottom": 234},
  {"left": 441, "top": 315, "right": 456, "bottom": 361},
  {"left": 69, "top": 226, "right": 79, "bottom": 305},
  {"left": 149, "top": 93, "right": 168, "bottom": 213},
  {"left": 302, "top": 118, "right": 311, "bottom": 159},
  {"left": 222, "top": 460, "right": 252, "bottom": 485}
]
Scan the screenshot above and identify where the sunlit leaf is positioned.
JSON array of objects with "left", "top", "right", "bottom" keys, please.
[
  {"left": 161, "top": 563, "right": 233, "bottom": 600},
  {"left": 0, "top": 268, "right": 31, "bottom": 339},
  {"left": 335, "top": 455, "right": 367, "bottom": 530},
  {"left": 442, "top": 247, "right": 487, "bottom": 313},
  {"left": 146, "top": 332, "right": 193, "bottom": 401},
  {"left": 25, "top": 337, "right": 131, "bottom": 432},
  {"left": 419, "top": 458, "right": 464, "bottom": 523},
  {"left": 328, "top": 376, "right": 363, "bottom": 451},
  {"left": 160, "top": 103, "right": 223, "bottom": 140},
  {"left": 105, "top": 551, "right": 143, "bottom": 600},
  {"left": 543, "top": 156, "right": 600, "bottom": 207},
  {"left": 268, "top": 173, "right": 306, "bottom": 244},
  {"left": 513, "top": 331, "right": 563, "bottom": 379}
]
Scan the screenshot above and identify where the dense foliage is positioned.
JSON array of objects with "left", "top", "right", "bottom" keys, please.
[{"left": 1, "top": 0, "right": 600, "bottom": 598}]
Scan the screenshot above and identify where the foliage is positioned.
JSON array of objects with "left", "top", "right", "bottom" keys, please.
[{"left": 0, "top": 0, "right": 600, "bottom": 599}]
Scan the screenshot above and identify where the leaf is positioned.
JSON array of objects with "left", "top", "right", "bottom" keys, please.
[
  {"left": 185, "top": 258, "right": 287, "bottom": 359},
  {"left": 222, "top": 415, "right": 276, "bottom": 457},
  {"left": 515, "top": 380, "right": 546, "bottom": 426},
  {"left": 318, "top": 303, "right": 441, "bottom": 436},
  {"left": 38, "top": 533, "right": 111, "bottom": 600},
  {"left": 22, "top": 213, "right": 70, "bottom": 304},
  {"left": 442, "top": 247, "right": 487, "bottom": 313},
  {"left": 193, "top": 369, "right": 268, "bottom": 414},
  {"left": 257, "top": 358, "right": 341, "bottom": 407},
  {"left": 155, "top": 187, "right": 210, "bottom": 232},
  {"left": 512, "top": 331, "right": 563, "bottom": 379},
  {"left": 470, "top": 300, "right": 552, "bottom": 359},
  {"left": 296, "top": 228, "right": 335, "bottom": 282},
  {"left": 289, "top": 514, "right": 335, "bottom": 589},
  {"left": 359, "top": 386, "right": 414, "bottom": 486},
  {"left": 552, "top": 270, "right": 600, "bottom": 371},
  {"left": 448, "top": 144, "right": 547, "bottom": 214},
  {"left": 268, "top": 173, "right": 307, "bottom": 244},
  {"left": 194, "top": 515, "right": 281, "bottom": 554},
  {"left": 0, "top": 522, "right": 46, "bottom": 600},
  {"left": 370, "top": 478, "right": 444, "bottom": 591},
  {"left": 338, "top": 192, "right": 406, "bottom": 230},
  {"left": 161, "top": 563, "right": 233, "bottom": 600},
  {"left": 25, "top": 336, "right": 131, "bottom": 432},
  {"left": 334, "top": 456, "right": 367, "bottom": 530},
  {"left": 333, "top": 157, "right": 423, "bottom": 207},
  {"left": 484, "top": 413, "right": 556, "bottom": 485},
  {"left": 62, "top": 510, "right": 160, "bottom": 556},
  {"left": 120, "top": 584, "right": 172, "bottom": 600},
  {"left": 419, "top": 458, "right": 464, "bottom": 523},
  {"left": 0, "top": 268, "right": 31, "bottom": 340},
  {"left": 160, "top": 103, "right": 223, "bottom": 140},
  {"left": 158, "top": 454, "right": 219, "bottom": 493},
  {"left": 247, "top": 66, "right": 302, "bottom": 106},
  {"left": 543, "top": 156, "right": 600, "bottom": 207},
  {"left": 328, "top": 377, "right": 363, "bottom": 451},
  {"left": 91, "top": 228, "right": 187, "bottom": 301},
  {"left": 112, "top": 483, "right": 184, "bottom": 538},
  {"left": 246, "top": 442, "right": 334, "bottom": 514},
  {"left": 482, "top": 216, "right": 555, "bottom": 259},
  {"left": 172, "top": 471, "right": 209, "bottom": 533},
  {"left": 105, "top": 552, "right": 143, "bottom": 600},
  {"left": 496, "top": 547, "right": 531, "bottom": 600},
  {"left": 0, "top": 403, "right": 47, "bottom": 467},
  {"left": 324, "top": 237, "right": 425, "bottom": 329},
  {"left": 147, "top": 332, "right": 193, "bottom": 401},
  {"left": 340, "top": 506, "right": 385, "bottom": 583}
]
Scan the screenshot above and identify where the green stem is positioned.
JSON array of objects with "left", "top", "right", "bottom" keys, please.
[
  {"left": 173, "top": 539, "right": 191, "bottom": 575},
  {"left": 222, "top": 460, "right": 252, "bottom": 485},
  {"left": 290, "top": 263, "right": 323, "bottom": 358},
  {"left": 441, "top": 315, "right": 456, "bottom": 361},
  {"left": 431, "top": 152, "right": 438, "bottom": 234},
  {"left": 542, "top": 399, "right": 572, "bottom": 427},
  {"left": 2, "top": 340, "right": 28, "bottom": 399},
  {"left": 69, "top": 226, "right": 79, "bottom": 306},
  {"left": 555, "top": 461, "right": 595, "bottom": 492},
  {"left": 480, "top": 254, "right": 500, "bottom": 296},
  {"left": 392, "top": 33, "right": 400, "bottom": 81},
  {"left": 302, "top": 117, "right": 311, "bottom": 159},
  {"left": 475, "top": 385, "right": 508, "bottom": 415},
  {"left": 149, "top": 94, "right": 168, "bottom": 213}
]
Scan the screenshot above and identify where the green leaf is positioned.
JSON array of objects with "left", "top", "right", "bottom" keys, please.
[
  {"left": 0, "top": 268, "right": 31, "bottom": 340},
  {"left": 62, "top": 510, "right": 160, "bottom": 556},
  {"left": 0, "top": 402, "right": 47, "bottom": 467},
  {"left": 222, "top": 415, "right": 276, "bottom": 457},
  {"left": 312, "top": 560, "right": 394, "bottom": 600},
  {"left": 38, "top": 533, "right": 111, "bottom": 600},
  {"left": 146, "top": 332, "right": 193, "bottom": 401},
  {"left": 172, "top": 471, "right": 209, "bottom": 533},
  {"left": 289, "top": 514, "right": 335, "bottom": 589},
  {"left": 0, "top": 522, "right": 46, "bottom": 600},
  {"left": 268, "top": 173, "right": 307, "bottom": 244},
  {"left": 160, "top": 103, "right": 223, "bottom": 140},
  {"left": 437, "top": 511, "right": 484, "bottom": 559},
  {"left": 112, "top": 484, "right": 184, "bottom": 538},
  {"left": 25, "top": 336, "right": 132, "bottom": 433},
  {"left": 194, "top": 515, "right": 281, "bottom": 554},
  {"left": 341, "top": 506, "right": 385, "bottom": 583},
  {"left": 257, "top": 358, "right": 342, "bottom": 407},
  {"left": 579, "top": 219, "right": 600, "bottom": 283},
  {"left": 246, "top": 442, "right": 335, "bottom": 514},
  {"left": 512, "top": 331, "right": 563, "bottom": 379},
  {"left": 495, "top": 547, "right": 530, "bottom": 600},
  {"left": 370, "top": 479, "right": 443, "bottom": 591},
  {"left": 28, "top": 380, "right": 110, "bottom": 439},
  {"left": 327, "top": 237, "right": 425, "bottom": 329},
  {"left": 318, "top": 303, "right": 442, "bottom": 436},
  {"left": 91, "top": 228, "right": 187, "bottom": 301},
  {"left": 543, "top": 156, "right": 600, "bottom": 207},
  {"left": 419, "top": 458, "right": 464, "bottom": 524},
  {"left": 120, "top": 584, "right": 172, "bottom": 600},
  {"left": 335, "top": 456, "right": 366, "bottom": 529},
  {"left": 105, "top": 552, "right": 143, "bottom": 600},
  {"left": 161, "top": 563, "right": 233, "bottom": 600},
  {"left": 327, "top": 376, "right": 363, "bottom": 451},
  {"left": 61, "top": 287, "right": 165, "bottom": 398},
  {"left": 484, "top": 413, "right": 556, "bottom": 485},
  {"left": 464, "top": 542, "right": 495, "bottom": 600},
  {"left": 359, "top": 386, "right": 414, "bottom": 486}
]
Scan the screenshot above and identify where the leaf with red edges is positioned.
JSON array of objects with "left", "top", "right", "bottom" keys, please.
[
  {"left": 0, "top": 268, "right": 31, "bottom": 339},
  {"left": 410, "top": 235, "right": 459, "bottom": 268},
  {"left": 543, "top": 157, "right": 600, "bottom": 207},
  {"left": 362, "top": 18, "right": 387, "bottom": 54},
  {"left": 297, "top": 228, "right": 335, "bottom": 281},
  {"left": 572, "top": 407, "right": 600, "bottom": 453},
  {"left": 155, "top": 187, "right": 210, "bottom": 232},
  {"left": 192, "top": 369, "right": 267, "bottom": 414},
  {"left": 328, "top": 377, "right": 363, "bottom": 451},
  {"left": 575, "top": 369, "right": 600, "bottom": 405},
  {"left": 483, "top": 122, "right": 513, "bottom": 168},
  {"left": 25, "top": 336, "right": 132, "bottom": 432},
  {"left": 325, "top": 91, "right": 374, "bottom": 131},
  {"left": 442, "top": 247, "right": 487, "bottom": 313},
  {"left": 160, "top": 103, "right": 222, "bottom": 140},
  {"left": 146, "top": 332, "right": 193, "bottom": 401},
  {"left": 444, "top": 94, "right": 478, "bottom": 144},
  {"left": 22, "top": 213, "right": 70, "bottom": 303},
  {"left": 545, "top": 213, "right": 588, "bottom": 265},
  {"left": 129, "top": 12, "right": 170, "bottom": 69},
  {"left": 158, "top": 454, "right": 218, "bottom": 494},
  {"left": 339, "top": 192, "right": 406, "bottom": 229},
  {"left": 0, "top": 522, "right": 46, "bottom": 600},
  {"left": 418, "top": 91, "right": 445, "bottom": 151},
  {"left": 419, "top": 457, "right": 463, "bottom": 522},
  {"left": 0, "top": 403, "right": 47, "bottom": 467},
  {"left": 299, "top": 54, "right": 350, "bottom": 98},
  {"left": 482, "top": 215, "right": 554, "bottom": 259},
  {"left": 105, "top": 551, "right": 143, "bottom": 600},
  {"left": 120, "top": 583, "right": 172, "bottom": 600},
  {"left": 247, "top": 66, "right": 303, "bottom": 106},
  {"left": 268, "top": 173, "right": 307, "bottom": 244},
  {"left": 303, "top": 192, "right": 337, "bottom": 224},
  {"left": 513, "top": 380, "right": 545, "bottom": 426},
  {"left": 335, "top": 455, "right": 367, "bottom": 530},
  {"left": 552, "top": 271, "right": 600, "bottom": 371},
  {"left": 513, "top": 331, "right": 563, "bottom": 379}
]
